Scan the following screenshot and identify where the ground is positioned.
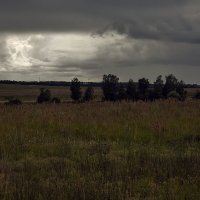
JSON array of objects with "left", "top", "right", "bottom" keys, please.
[
  {"left": 0, "top": 101, "right": 199, "bottom": 199},
  {"left": 0, "top": 84, "right": 198, "bottom": 102},
  {"left": 0, "top": 84, "right": 102, "bottom": 102}
]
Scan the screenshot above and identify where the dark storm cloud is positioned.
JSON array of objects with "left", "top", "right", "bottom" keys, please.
[
  {"left": 0, "top": 0, "right": 200, "bottom": 83},
  {"left": 0, "top": 35, "right": 9, "bottom": 64},
  {"left": 0, "top": 1, "right": 197, "bottom": 32},
  {"left": 0, "top": 0, "right": 198, "bottom": 43},
  {"left": 0, "top": 0, "right": 199, "bottom": 44},
  {"left": 99, "top": 18, "right": 200, "bottom": 44}
]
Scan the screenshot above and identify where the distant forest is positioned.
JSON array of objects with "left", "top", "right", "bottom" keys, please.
[
  {"left": 0, "top": 79, "right": 199, "bottom": 88},
  {"left": 2, "top": 74, "right": 200, "bottom": 105}
]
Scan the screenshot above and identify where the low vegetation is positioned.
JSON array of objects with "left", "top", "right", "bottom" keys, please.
[
  {"left": 0, "top": 74, "right": 199, "bottom": 103},
  {"left": 37, "top": 88, "right": 52, "bottom": 103},
  {"left": 41, "top": 73, "right": 196, "bottom": 103},
  {"left": 101, "top": 74, "right": 187, "bottom": 102},
  {"left": 0, "top": 74, "right": 199, "bottom": 199},
  {"left": 0, "top": 101, "right": 199, "bottom": 199},
  {"left": 5, "top": 97, "right": 22, "bottom": 106},
  {"left": 195, "top": 90, "right": 200, "bottom": 99}
]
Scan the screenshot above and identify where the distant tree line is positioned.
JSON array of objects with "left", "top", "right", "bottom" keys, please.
[
  {"left": 0, "top": 79, "right": 199, "bottom": 88},
  {"left": 34, "top": 78, "right": 94, "bottom": 104},
  {"left": 0, "top": 80, "right": 101, "bottom": 87},
  {"left": 37, "top": 88, "right": 61, "bottom": 104},
  {"left": 4, "top": 74, "right": 200, "bottom": 105},
  {"left": 68, "top": 74, "right": 200, "bottom": 102},
  {"left": 100, "top": 74, "right": 187, "bottom": 101}
]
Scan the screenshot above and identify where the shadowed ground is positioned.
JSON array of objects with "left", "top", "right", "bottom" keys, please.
[{"left": 0, "top": 101, "right": 199, "bottom": 199}]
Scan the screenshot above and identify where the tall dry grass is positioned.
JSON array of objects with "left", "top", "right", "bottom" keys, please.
[{"left": 0, "top": 100, "right": 200, "bottom": 199}]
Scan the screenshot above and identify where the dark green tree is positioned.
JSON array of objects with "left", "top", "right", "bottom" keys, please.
[
  {"left": 167, "top": 91, "right": 181, "bottom": 100},
  {"left": 138, "top": 78, "right": 149, "bottom": 100},
  {"left": 163, "top": 74, "right": 178, "bottom": 97},
  {"left": 51, "top": 97, "right": 61, "bottom": 104},
  {"left": 194, "top": 90, "right": 200, "bottom": 99},
  {"left": 83, "top": 85, "right": 94, "bottom": 102},
  {"left": 70, "top": 78, "right": 82, "bottom": 101},
  {"left": 102, "top": 74, "right": 119, "bottom": 101},
  {"left": 118, "top": 83, "right": 127, "bottom": 101},
  {"left": 126, "top": 79, "right": 137, "bottom": 101},
  {"left": 163, "top": 75, "right": 187, "bottom": 100},
  {"left": 177, "top": 80, "right": 187, "bottom": 100},
  {"left": 154, "top": 75, "right": 164, "bottom": 99},
  {"left": 5, "top": 97, "right": 22, "bottom": 105},
  {"left": 37, "top": 88, "right": 51, "bottom": 103}
]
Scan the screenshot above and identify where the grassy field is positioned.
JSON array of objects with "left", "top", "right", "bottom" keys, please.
[
  {"left": 0, "top": 84, "right": 198, "bottom": 102},
  {"left": 0, "top": 100, "right": 199, "bottom": 199},
  {"left": 0, "top": 84, "right": 103, "bottom": 102}
]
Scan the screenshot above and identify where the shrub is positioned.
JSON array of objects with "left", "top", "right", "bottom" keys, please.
[
  {"left": 126, "top": 79, "right": 137, "bottom": 101},
  {"left": 138, "top": 78, "right": 149, "bottom": 100},
  {"left": 51, "top": 97, "right": 61, "bottom": 104},
  {"left": 83, "top": 85, "right": 94, "bottom": 102},
  {"left": 70, "top": 78, "right": 82, "bottom": 102},
  {"left": 37, "top": 88, "right": 51, "bottom": 103},
  {"left": 102, "top": 74, "right": 119, "bottom": 101},
  {"left": 154, "top": 75, "right": 164, "bottom": 99},
  {"left": 163, "top": 74, "right": 178, "bottom": 97},
  {"left": 118, "top": 83, "right": 127, "bottom": 101},
  {"left": 5, "top": 98, "right": 22, "bottom": 106},
  {"left": 177, "top": 80, "right": 187, "bottom": 101},
  {"left": 167, "top": 91, "right": 181, "bottom": 100},
  {"left": 194, "top": 91, "right": 200, "bottom": 99},
  {"left": 163, "top": 74, "right": 187, "bottom": 100}
]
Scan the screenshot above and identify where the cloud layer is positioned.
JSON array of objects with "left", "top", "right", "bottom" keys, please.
[{"left": 0, "top": 0, "right": 200, "bottom": 83}]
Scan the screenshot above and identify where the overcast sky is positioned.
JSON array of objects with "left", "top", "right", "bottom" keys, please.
[{"left": 0, "top": 0, "right": 200, "bottom": 83}]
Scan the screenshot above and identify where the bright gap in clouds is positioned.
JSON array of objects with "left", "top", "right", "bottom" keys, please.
[
  {"left": 1, "top": 31, "right": 200, "bottom": 83},
  {"left": 4, "top": 32, "right": 125, "bottom": 73},
  {"left": 7, "top": 36, "right": 34, "bottom": 68}
]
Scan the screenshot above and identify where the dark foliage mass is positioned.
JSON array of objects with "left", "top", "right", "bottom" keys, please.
[
  {"left": 70, "top": 78, "right": 82, "bottom": 102},
  {"left": 5, "top": 98, "right": 22, "bottom": 106},
  {"left": 154, "top": 75, "right": 164, "bottom": 99},
  {"left": 36, "top": 89, "right": 61, "bottom": 104},
  {"left": 67, "top": 74, "right": 200, "bottom": 102},
  {"left": 83, "top": 85, "right": 94, "bottom": 102},
  {"left": 2, "top": 74, "right": 199, "bottom": 104},
  {"left": 37, "top": 88, "right": 51, "bottom": 103},
  {"left": 51, "top": 97, "right": 61, "bottom": 104},
  {"left": 102, "top": 74, "right": 119, "bottom": 101},
  {"left": 126, "top": 79, "right": 137, "bottom": 101},
  {"left": 0, "top": 80, "right": 199, "bottom": 89},
  {"left": 138, "top": 78, "right": 150, "bottom": 101},
  {"left": 100, "top": 74, "right": 189, "bottom": 102},
  {"left": 0, "top": 80, "right": 102, "bottom": 87},
  {"left": 118, "top": 83, "right": 127, "bottom": 101},
  {"left": 195, "top": 91, "right": 200, "bottom": 99}
]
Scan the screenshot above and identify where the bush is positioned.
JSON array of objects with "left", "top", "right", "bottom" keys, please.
[
  {"left": 126, "top": 79, "right": 137, "bottom": 101},
  {"left": 51, "top": 97, "right": 61, "bottom": 104},
  {"left": 167, "top": 91, "right": 181, "bottom": 100},
  {"left": 102, "top": 74, "right": 119, "bottom": 101},
  {"left": 5, "top": 98, "right": 22, "bottom": 106},
  {"left": 70, "top": 78, "right": 82, "bottom": 102},
  {"left": 83, "top": 85, "right": 94, "bottom": 102},
  {"left": 118, "top": 83, "right": 127, "bottom": 101},
  {"left": 154, "top": 75, "right": 164, "bottom": 99},
  {"left": 163, "top": 74, "right": 178, "bottom": 97},
  {"left": 138, "top": 78, "right": 150, "bottom": 100},
  {"left": 194, "top": 91, "right": 200, "bottom": 99},
  {"left": 37, "top": 88, "right": 51, "bottom": 103}
]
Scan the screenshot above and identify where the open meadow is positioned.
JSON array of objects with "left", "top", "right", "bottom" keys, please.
[
  {"left": 0, "top": 84, "right": 198, "bottom": 102},
  {"left": 0, "top": 84, "right": 103, "bottom": 102},
  {"left": 0, "top": 100, "right": 200, "bottom": 199}
]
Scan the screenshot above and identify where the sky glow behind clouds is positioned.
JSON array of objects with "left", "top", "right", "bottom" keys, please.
[{"left": 0, "top": 0, "right": 200, "bottom": 83}]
